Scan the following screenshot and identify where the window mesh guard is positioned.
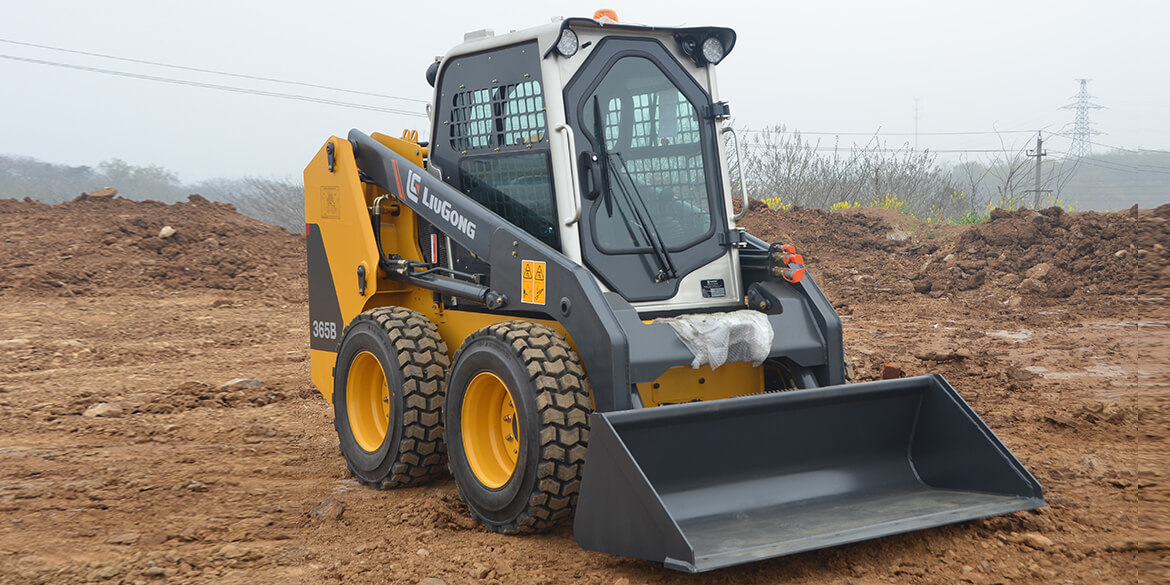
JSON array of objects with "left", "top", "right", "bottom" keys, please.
[{"left": 451, "top": 81, "right": 547, "bottom": 151}]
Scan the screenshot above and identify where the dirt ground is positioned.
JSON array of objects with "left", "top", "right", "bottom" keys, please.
[{"left": 1, "top": 196, "right": 1167, "bottom": 584}]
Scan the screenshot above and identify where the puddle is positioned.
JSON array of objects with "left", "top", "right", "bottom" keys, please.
[
  {"left": 986, "top": 329, "right": 1034, "bottom": 342},
  {"left": 1025, "top": 364, "right": 1129, "bottom": 380},
  {"left": 333, "top": 478, "right": 360, "bottom": 494},
  {"left": 1084, "top": 365, "right": 1128, "bottom": 378},
  {"left": 1084, "top": 321, "right": 1170, "bottom": 329}
]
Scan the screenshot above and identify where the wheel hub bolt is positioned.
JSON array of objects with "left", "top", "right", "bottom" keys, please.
[
  {"left": 503, "top": 415, "right": 512, "bottom": 422},
  {"left": 505, "top": 434, "right": 514, "bottom": 442}
]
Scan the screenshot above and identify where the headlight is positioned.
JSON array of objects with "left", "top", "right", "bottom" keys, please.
[
  {"left": 701, "top": 37, "right": 725, "bottom": 65},
  {"left": 555, "top": 28, "right": 579, "bottom": 57}
]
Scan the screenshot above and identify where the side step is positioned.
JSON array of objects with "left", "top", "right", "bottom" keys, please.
[{"left": 573, "top": 375, "right": 1044, "bottom": 572}]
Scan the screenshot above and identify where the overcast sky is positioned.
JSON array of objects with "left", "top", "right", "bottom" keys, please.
[{"left": 1, "top": 0, "right": 1165, "bottom": 183}]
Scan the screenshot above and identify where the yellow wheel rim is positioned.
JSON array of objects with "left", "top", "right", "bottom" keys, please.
[
  {"left": 347, "top": 351, "right": 391, "bottom": 452},
  {"left": 462, "top": 371, "right": 520, "bottom": 489}
]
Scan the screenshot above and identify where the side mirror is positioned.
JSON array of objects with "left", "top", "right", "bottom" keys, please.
[{"left": 578, "top": 151, "right": 602, "bottom": 200}]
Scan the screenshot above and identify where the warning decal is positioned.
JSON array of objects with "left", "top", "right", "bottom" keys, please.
[
  {"left": 521, "top": 260, "right": 546, "bottom": 305},
  {"left": 320, "top": 186, "right": 340, "bottom": 219}
]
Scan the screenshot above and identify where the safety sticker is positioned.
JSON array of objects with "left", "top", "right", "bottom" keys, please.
[
  {"left": 320, "top": 186, "right": 340, "bottom": 219},
  {"left": 521, "top": 260, "right": 546, "bottom": 305}
]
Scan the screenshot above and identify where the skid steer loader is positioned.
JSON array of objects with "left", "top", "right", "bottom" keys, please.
[{"left": 304, "top": 13, "right": 1043, "bottom": 572}]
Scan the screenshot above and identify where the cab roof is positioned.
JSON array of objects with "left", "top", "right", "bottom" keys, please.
[{"left": 448, "top": 16, "right": 736, "bottom": 64}]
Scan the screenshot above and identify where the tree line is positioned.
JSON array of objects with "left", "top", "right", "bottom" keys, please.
[
  {"left": 2, "top": 139, "right": 1166, "bottom": 233},
  {"left": 0, "top": 155, "right": 304, "bottom": 232},
  {"left": 733, "top": 126, "right": 1169, "bottom": 221}
]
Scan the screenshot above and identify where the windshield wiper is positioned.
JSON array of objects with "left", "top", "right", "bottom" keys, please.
[
  {"left": 589, "top": 95, "right": 676, "bottom": 282},
  {"left": 591, "top": 97, "right": 614, "bottom": 217},
  {"left": 606, "top": 152, "right": 678, "bottom": 282}
]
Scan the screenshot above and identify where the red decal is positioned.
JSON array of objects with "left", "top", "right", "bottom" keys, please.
[{"left": 392, "top": 160, "right": 405, "bottom": 201}]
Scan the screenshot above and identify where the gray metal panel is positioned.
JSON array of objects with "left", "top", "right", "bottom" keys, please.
[
  {"left": 741, "top": 233, "right": 846, "bottom": 385},
  {"left": 572, "top": 414, "right": 694, "bottom": 566},
  {"left": 607, "top": 295, "right": 694, "bottom": 382},
  {"left": 611, "top": 284, "right": 828, "bottom": 382},
  {"left": 761, "top": 284, "right": 828, "bottom": 368}
]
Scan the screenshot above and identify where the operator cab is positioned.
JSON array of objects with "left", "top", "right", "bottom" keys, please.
[{"left": 427, "top": 14, "right": 745, "bottom": 314}]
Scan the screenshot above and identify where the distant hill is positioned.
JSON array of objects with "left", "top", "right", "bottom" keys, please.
[{"left": 1056, "top": 151, "right": 1170, "bottom": 210}]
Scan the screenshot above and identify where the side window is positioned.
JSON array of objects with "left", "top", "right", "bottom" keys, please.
[
  {"left": 449, "top": 77, "right": 558, "bottom": 249},
  {"left": 433, "top": 41, "right": 558, "bottom": 261},
  {"left": 458, "top": 153, "right": 559, "bottom": 249}
]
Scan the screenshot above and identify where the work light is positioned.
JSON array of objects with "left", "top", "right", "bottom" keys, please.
[
  {"left": 556, "top": 28, "right": 579, "bottom": 57},
  {"left": 701, "top": 36, "right": 725, "bottom": 65}
]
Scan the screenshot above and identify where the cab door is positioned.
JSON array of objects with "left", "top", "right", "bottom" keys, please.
[{"left": 563, "top": 37, "right": 736, "bottom": 307}]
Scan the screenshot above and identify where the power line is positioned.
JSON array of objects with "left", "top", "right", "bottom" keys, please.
[
  {"left": 740, "top": 128, "right": 1038, "bottom": 137},
  {"left": 1077, "top": 153, "right": 1170, "bottom": 173},
  {"left": 1048, "top": 154, "right": 1137, "bottom": 173},
  {"left": 0, "top": 37, "right": 429, "bottom": 104},
  {"left": 0, "top": 53, "right": 426, "bottom": 117},
  {"left": 1086, "top": 139, "right": 1170, "bottom": 156},
  {"left": 742, "top": 144, "right": 1021, "bottom": 154},
  {"left": 1049, "top": 151, "right": 1170, "bottom": 175}
]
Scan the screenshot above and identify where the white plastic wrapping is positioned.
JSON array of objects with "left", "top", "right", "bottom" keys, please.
[{"left": 657, "top": 310, "right": 774, "bottom": 369}]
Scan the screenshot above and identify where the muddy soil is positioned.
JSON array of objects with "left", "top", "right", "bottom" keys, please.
[{"left": 0, "top": 197, "right": 1166, "bottom": 584}]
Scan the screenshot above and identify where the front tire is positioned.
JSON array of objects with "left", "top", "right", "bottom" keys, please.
[
  {"left": 333, "top": 307, "right": 449, "bottom": 488},
  {"left": 445, "top": 321, "right": 592, "bottom": 533}
]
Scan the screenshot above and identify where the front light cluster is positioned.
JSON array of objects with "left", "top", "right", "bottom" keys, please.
[{"left": 677, "top": 34, "right": 726, "bottom": 66}]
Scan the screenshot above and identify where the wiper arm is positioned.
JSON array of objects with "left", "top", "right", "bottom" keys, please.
[
  {"left": 606, "top": 152, "right": 678, "bottom": 282},
  {"left": 591, "top": 96, "right": 614, "bottom": 217}
]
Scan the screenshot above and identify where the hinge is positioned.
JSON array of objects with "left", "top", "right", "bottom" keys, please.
[
  {"left": 702, "top": 101, "right": 731, "bottom": 120},
  {"left": 718, "top": 228, "right": 748, "bottom": 248}
]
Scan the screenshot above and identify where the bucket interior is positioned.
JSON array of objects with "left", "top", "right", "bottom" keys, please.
[{"left": 575, "top": 376, "right": 1043, "bottom": 572}]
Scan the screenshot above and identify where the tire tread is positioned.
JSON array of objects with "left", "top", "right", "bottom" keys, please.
[
  {"left": 451, "top": 321, "right": 591, "bottom": 534},
  {"left": 338, "top": 306, "right": 450, "bottom": 489}
]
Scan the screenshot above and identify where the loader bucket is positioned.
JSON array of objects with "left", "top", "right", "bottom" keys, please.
[{"left": 573, "top": 375, "right": 1043, "bottom": 573}]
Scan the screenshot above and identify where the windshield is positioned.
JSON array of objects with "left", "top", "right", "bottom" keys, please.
[{"left": 582, "top": 56, "right": 713, "bottom": 253}]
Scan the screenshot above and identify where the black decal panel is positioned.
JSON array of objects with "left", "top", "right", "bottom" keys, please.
[{"left": 307, "top": 224, "right": 344, "bottom": 352}]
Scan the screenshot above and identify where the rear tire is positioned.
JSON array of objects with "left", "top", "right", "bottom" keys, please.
[
  {"left": 333, "top": 307, "right": 449, "bottom": 488},
  {"left": 445, "top": 321, "right": 592, "bottom": 533}
]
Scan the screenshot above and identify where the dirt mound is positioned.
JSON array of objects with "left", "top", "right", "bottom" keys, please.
[
  {"left": 912, "top": 205, "right": 1170, "bottom": 298},
  {"left": 738, "top": 201, "right": 943, "bottom": 304},
  {"left": 738, "top": 201, "right": 1170, "bottom": 306},
  {"left": 0, "top": 194, "right": 305, "bottom": 296},
  {"left": 740, "top": 200, "right": 934, "bottom": 255}
]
